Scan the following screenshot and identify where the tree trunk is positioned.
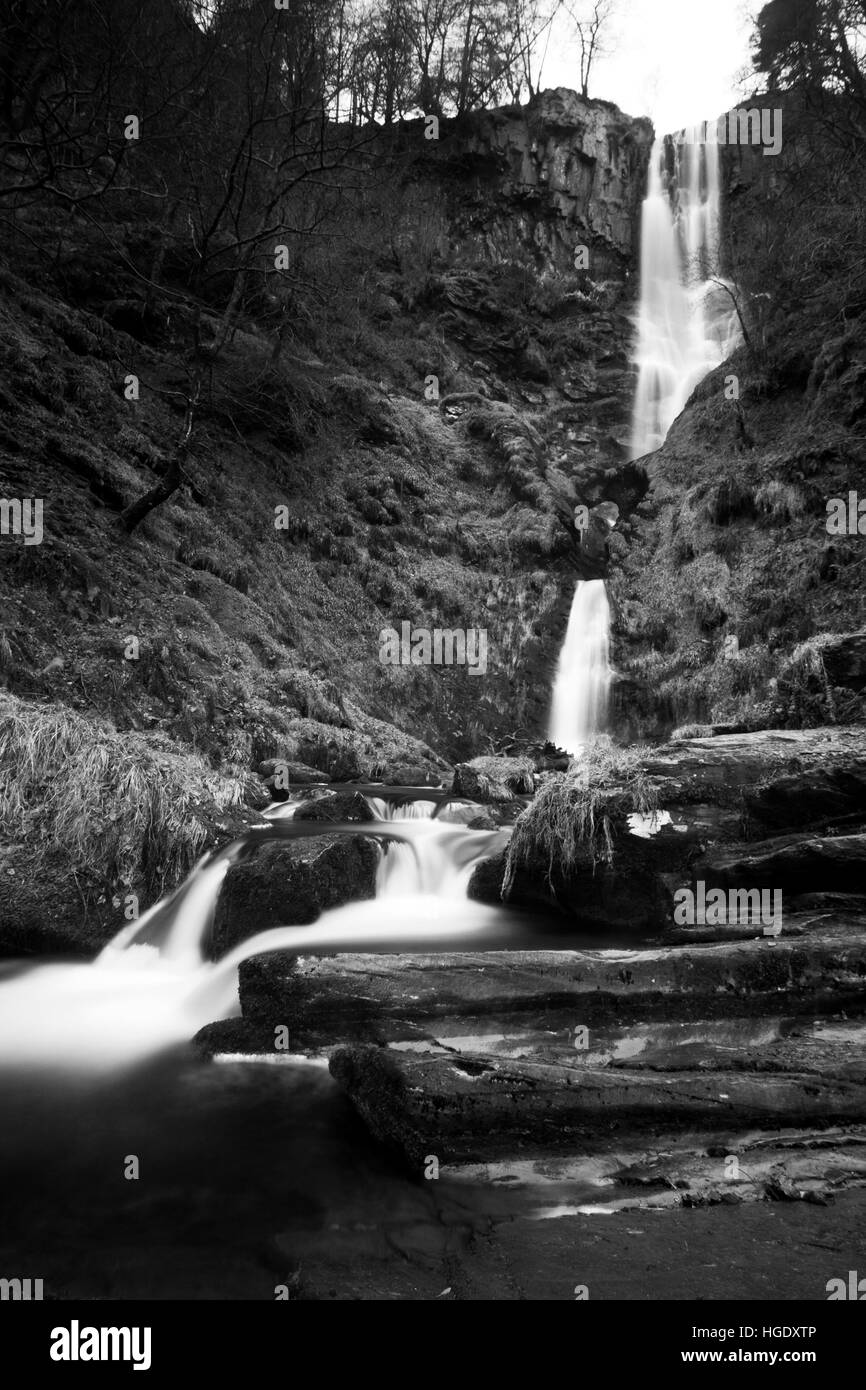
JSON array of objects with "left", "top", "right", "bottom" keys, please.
[
  {"left": 457, "top": 0, "right": 476, "bottom": 113},
  {"left": 121, "top": 392, "right": 197, "bottom": 534}
]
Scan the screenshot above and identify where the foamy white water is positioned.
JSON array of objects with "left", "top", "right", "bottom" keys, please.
[
  {"left": 547, "top": 121, "right": 743, "bottom": 757},
  {"left": 631, "top": 125, "right": 741, "bottom": 458},
  {"left": 366, "top": 796, "right": 505, "bottom": 898},
  {"left": 0, "top": 804, "right": 510, "bottom": 1073},
  {"left": 548, "top": 579, "right": 611, "bottom": 756}
]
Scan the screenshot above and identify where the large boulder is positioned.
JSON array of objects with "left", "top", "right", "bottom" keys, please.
[
  {"left": 258, "top": 758, "right": 329, "bottom": 783},
  {"left": 208, "top": 835, "right": 380, "bottom": 958},
  {"left": 258, "top": 758, "right": 330, "bottom": 802},
  {"left": 474, "top": 728, "right": 866, "bottom": 930},
  {"left": 468, "top": 835, "right": 680, "bottom": 931},
  {"left": 376, "top": 763, "right": 445, "bottom": 787}
]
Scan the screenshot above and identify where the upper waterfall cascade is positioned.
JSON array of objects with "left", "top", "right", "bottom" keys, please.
[{"left": 630, "top": 124, "right": 742, "bottom": 460}]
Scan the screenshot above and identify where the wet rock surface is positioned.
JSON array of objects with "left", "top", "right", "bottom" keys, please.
[
  {"left": 328, "top": 1041, "right": 866, "bottom": 1167},
  {"left": 239, "top": 922, "right": 866, "bottom": 1042},
  {"left": 209, "top": 836, "right": 380, "bottom": 958},
  {"left": 207, "top": 728, "right": 866, "bottom": 1212}
]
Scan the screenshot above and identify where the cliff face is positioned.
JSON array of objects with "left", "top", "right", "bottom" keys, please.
[{"left": 427, "top": 89, "right": 654, "bottom": 280}]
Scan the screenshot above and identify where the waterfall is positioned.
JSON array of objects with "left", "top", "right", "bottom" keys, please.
[
  {"left": 547, "top": 121, "right": 743, "bottom": 755},
  {"left": 365, "top": 796, "right": 491, "bottom": 898},
  {"left": 0, "top": 799, "right": 511, "bottom": 1073},
  {"left": 548, "top": 579, "right": 611, "bottom": 757},
  {"left": 630, "top": 124, "right": 741, "bottom": 459}
]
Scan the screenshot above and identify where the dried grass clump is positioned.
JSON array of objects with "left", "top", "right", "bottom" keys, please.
[
  {"left": 0, "top": 691, "right": 247, "bottom": 895},
  {"left": 503, "top": 737, "right": 657, "bottom": 891}
]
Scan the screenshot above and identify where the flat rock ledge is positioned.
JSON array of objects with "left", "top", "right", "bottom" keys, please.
[
  {"left": 328, "top": 1039, "right": 866, "bottom": 1168},
  {"left": 194, "top": 726, "right": 866, "bottom": 1203}
]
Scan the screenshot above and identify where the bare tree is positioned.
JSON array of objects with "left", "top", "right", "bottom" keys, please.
[
  {"left": 563, "top": 0, "right": 619, "bottom": 99},
  {"left": 505, "top": 0, "right": 564, "bottom": 101}
]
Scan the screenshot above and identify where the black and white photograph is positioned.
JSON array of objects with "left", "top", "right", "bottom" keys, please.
[{"left": 0, "top": 0, "right": 865, "bottom": 1343}]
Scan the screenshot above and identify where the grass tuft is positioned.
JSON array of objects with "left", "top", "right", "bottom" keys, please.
[
  {"left": 503, "top": 737, "right": 657, "bottom": 891},
  {"left": 0, "top": 692, "right": 248, "bottom": 897}
]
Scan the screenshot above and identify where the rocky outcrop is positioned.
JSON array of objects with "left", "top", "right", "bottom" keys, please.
[
  {"left": 428, "top": 89, "right": 654, "bottom": 278},
  {"left": 194, "top": 727, "right": 866, "bottom": 1194},
  {"left": 469, "top": 727, "right": 866, "bottom": 927},
  {"left": 697, "top": 832, "right": 866, "bottom": 901},
  {"left": 221, "top": 916, "right": 866, "bottom": 1174},
  {"left": 237, "top": 922, "right": 866, "bottom": 1046},
  {"left": 329, "top": 1035, "right": 866, "bottom": 1167}
]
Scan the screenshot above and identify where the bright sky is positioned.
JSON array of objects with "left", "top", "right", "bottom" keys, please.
[{"left": 542, "top": 0, "right": 759, "bottom": 135}]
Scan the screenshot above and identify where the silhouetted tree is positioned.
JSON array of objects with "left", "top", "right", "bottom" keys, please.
[{"left": 563, "top": 0, "right": 619, "bottom": 99}]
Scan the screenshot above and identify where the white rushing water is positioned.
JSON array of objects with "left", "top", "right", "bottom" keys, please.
[
  {"left": 0, "top": 801, "right": 510, "bottom": 1073},
  {"left": 366, "top": 796, "right": 492, "bottom": 898},
  {"left": 630, "top": 124, "right": 741, "bottom": 459},
  {"left": 548, "top": 578, "right": 611, "bottom": 757},
  {"left": 548, "top": 120, "right": 742, "bottom": 756}
]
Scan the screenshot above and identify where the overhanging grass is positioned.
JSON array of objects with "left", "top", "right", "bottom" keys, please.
[
  {"left": 503, "top": 737, "right": 657, "bottom": 891},
  {"left": 0, "top": 692, "right": 248, "bottom": 896}
]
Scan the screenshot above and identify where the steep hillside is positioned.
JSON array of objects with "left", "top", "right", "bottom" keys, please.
[{"left": 0, "top": 90, "right": 651, "bottom": 946}]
